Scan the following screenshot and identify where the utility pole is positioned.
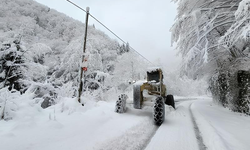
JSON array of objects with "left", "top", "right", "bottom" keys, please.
[
  {"left": 131, "top": 61, "right": 134, "bottom": 81},
  {"left": 78, "top": 7, "right": 90, "bottom": 105}
]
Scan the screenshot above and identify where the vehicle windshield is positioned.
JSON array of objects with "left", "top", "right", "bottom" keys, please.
[{"left": 147, "top": 71, "right": 160, "bottom": 82}]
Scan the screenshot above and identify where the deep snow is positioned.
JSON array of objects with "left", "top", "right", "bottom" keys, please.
[{"left": 0, "top": 96, "right": 250, "bottom": 150}]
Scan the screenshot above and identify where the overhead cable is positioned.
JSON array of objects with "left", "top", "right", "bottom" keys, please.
[{"left": 66, "top": 0, "right": 154, "bottom": 65}]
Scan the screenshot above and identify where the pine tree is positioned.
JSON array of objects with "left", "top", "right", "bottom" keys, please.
[
  {"left": 0, "top": 35, "right": 26, "bottom": 92},
  {"left": 125, "top": 42, "right": 130, "bottom": 52},
  {"left": 118, "top": 44, "right": 126, "bottom": 55}
]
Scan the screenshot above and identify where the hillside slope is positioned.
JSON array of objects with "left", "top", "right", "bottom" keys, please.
[{"left": 0, "top": 0, "right": 148, "bottom": 120}]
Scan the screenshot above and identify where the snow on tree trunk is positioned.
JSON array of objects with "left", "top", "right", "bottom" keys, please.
[{"left": 209, "top": 59, "right": 250, "bottom": 114}]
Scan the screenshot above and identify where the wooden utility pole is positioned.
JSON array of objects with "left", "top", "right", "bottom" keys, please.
[{"left": 78, "top": 7, "right": 90, "bottom": 105}]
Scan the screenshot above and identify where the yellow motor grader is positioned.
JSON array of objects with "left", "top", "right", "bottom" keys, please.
[{"left": 115, "top": 67, "right": 175, "bottom": 126}]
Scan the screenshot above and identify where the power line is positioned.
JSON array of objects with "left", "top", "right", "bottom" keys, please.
[
  {"left": 89, "top": 13, "right": 153, "bottom": 65},
  {"left": 66, "top": 0, "right": 154, "bottom": 65},
  {"left": 66, "top": 0, "right": 87, "bottom": 13}
]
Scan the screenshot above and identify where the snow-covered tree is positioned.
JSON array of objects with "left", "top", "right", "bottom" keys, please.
[
  {"left": 0, "top": 35, "right": 27, "bottom": 92},
  {"left": 112, "top": 51, "right": 149, "bottom": 93},
  {"left": 220, "top": 0, "right": 250, "bottom": 59},
  {"left": 118, "top": 43, "right": 130, "bottom": 55},
  {"left": 171, "top": 0, "right": 240, "bottom": 79},
  {"left": 172, "top": 0, "right": 250, "bottom": 114}
]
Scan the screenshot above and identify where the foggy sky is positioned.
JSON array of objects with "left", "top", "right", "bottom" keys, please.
[{"left": 34, "top": 0, "right": 180, "bottom": 70}]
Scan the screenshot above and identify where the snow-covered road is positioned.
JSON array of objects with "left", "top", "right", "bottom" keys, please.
[
  {"left": 145, "top": 99, "right": 203, "bottom": 150},
  {"left": 147, "top": 97, "right": 250, "bottom": 150},
  {"left": 0, "top": 97, "right": 250, "bottom": 150}
]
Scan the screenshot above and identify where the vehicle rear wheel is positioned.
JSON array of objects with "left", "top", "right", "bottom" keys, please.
[
  {"left": 153, "top": 97, "right": 165, "bottom": 126},
  {"left": 133, "top": 85, "right": 143, "bottom": 109},
  {"left": 165, "top": 95, "right": 175, "bottom": 109}
]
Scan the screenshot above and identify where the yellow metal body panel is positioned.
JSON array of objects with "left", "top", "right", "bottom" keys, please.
[{"left": 140, "top": 68, "right": 166, "bottom": 100}]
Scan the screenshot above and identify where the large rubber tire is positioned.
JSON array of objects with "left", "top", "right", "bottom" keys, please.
[
  {"left": 153, "top": 97, "right": 165, "bottom": 126},
  {"left": 165, "top": 95, "right": 175, "bottom": 109},
  {"left": 115, "top": 94, "right": 127, "bottom": 113},
  {"left": 133, "top": 85, "right": 142, "bottom": 109}
]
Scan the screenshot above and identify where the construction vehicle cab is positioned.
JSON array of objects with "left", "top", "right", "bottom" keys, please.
[{"left": 146, "top": 68, "right": 166, "bottom": 96}]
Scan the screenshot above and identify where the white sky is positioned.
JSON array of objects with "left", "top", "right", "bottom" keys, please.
[{"left": 34, "top": 0, "right": 180, "bottom": 70}]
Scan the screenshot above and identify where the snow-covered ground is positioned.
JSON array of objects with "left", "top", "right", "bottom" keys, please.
[
  {"left": 0, "top": 96, "right": 250, "bottom": 150},
  {"left": 191, "top": 99, "right": 250, "bottom": 150},
  {"left": 147, "top": 97, "right": 250, "bottom": 150}
]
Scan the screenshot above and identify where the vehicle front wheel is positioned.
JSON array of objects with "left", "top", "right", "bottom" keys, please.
[
  {"left": 115, "top": 94, "right": 127, "bottom": 113},
  {"left": 153, "top": 97, "right": 165, "bottom": 126}
]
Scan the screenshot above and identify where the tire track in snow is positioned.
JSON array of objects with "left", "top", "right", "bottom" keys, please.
[
  {"left": 95, "top": 117, "right": 159, "bottom": 150},
  {"left": 145, "top": 101, "right": 200, "bottom": 150},
  {"left": 190, "top": 101, "right": 235, "bottom": 150},
  {"left": 189, "top": 103, "right": 207, "bottom": 150}
]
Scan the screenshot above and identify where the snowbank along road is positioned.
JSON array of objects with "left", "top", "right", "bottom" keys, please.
[{"left": 0, "top": 97, "right": 250, "bottom": 150}]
